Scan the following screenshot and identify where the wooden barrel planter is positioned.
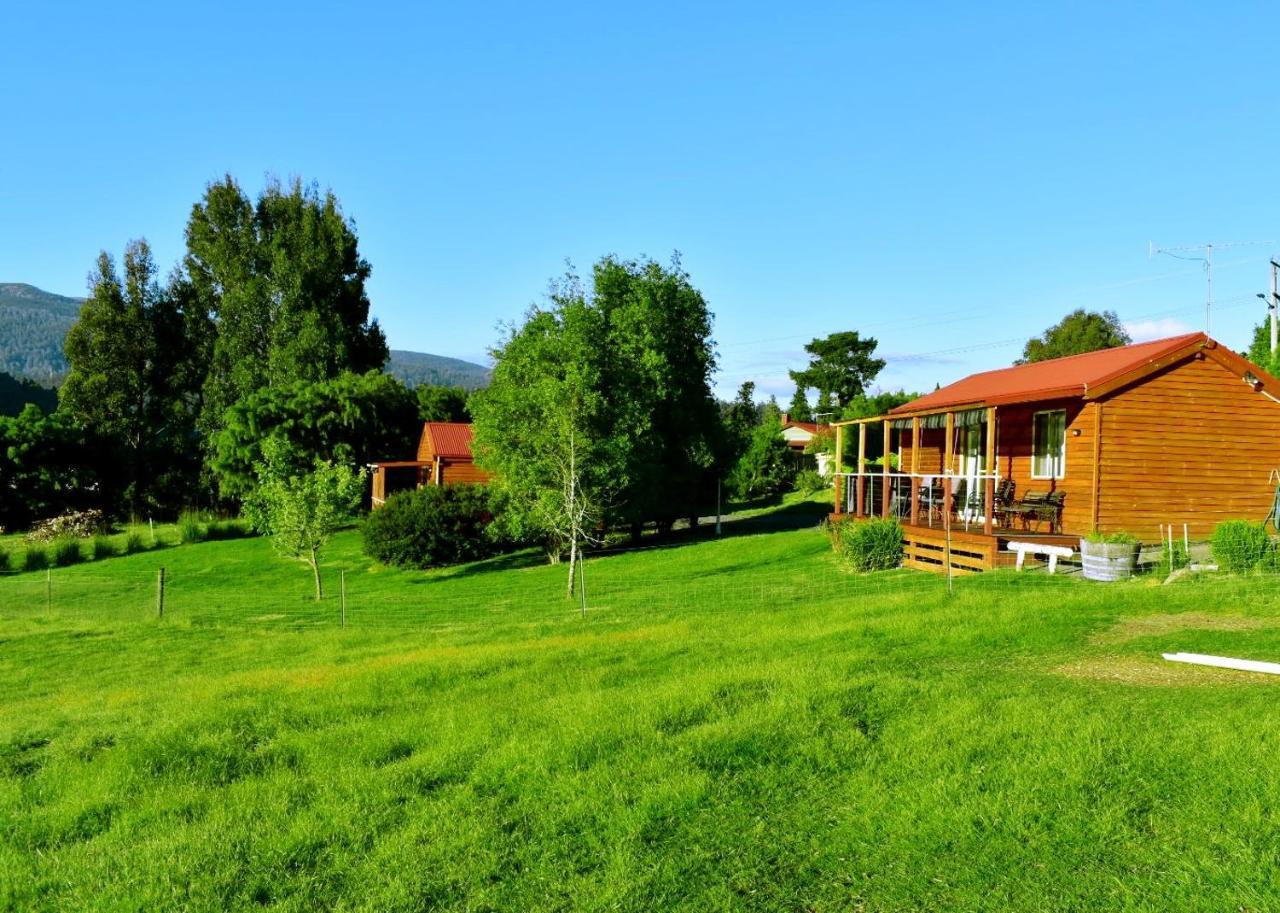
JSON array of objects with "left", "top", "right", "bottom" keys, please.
[{"left": 1079, "top": 539, "right": 1141, "bottom": 581}]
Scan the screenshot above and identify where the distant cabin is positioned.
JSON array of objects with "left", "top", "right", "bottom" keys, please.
[
  {"left": 830, "top": 333, "right": 1280, "bottom": 572},
  {"left": 779, "top": 415, "right": 833, "bottom": 476},
  {"left": 369, "top": 421, "right": 493, "bottom": 508}
]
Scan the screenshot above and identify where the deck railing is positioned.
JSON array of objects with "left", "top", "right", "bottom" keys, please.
[{"left": 833, "top": 470, "right": 1001, "bottom": 531}]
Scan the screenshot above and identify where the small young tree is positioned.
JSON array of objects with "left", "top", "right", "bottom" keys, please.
[
  {"left": 245, "top": 439, "right": 366, "bottom": 600},
  {"left": 470, "top": 291, "right": 619, "bottom": 597}
]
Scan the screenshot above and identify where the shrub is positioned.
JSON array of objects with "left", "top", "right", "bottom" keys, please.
[
  {"left": 1211, "top": 520, "right": 1273, "bottom": 573},
  {"left": 177, "top": 511, "right": 206, "bottom": 544},
  {"left": 833, "top": 517, "right": 903, "bottom": 572},
  {"left": 1085, "top": 530, "right": 1139, "bottom": 545},
  {"left": 1161, "top": 539, "right": 1189, "bottom": 572},
  {"left": 22, "top": 545, "right": 48, "bottom": 571},
  {"left": 91, "top": 535, "right": 116, "bottom": 560},
  {"left": 52, "top": 538, "right": 83, "bottom": 567},
  {"left": 794, "top": 469, "right": 827, "bottom": 495},
  {"left": 123, "top": 531, "right": 145, "bottom": 554},
  {"left": 363, "top": 485, "right": 502, "bottom": 570},
  {"left": 25, "top": 509, "right": 106, "bottom": 543}
]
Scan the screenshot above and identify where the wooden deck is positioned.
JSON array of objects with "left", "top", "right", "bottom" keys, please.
[{"left": 900, "top": 522, "right": 1079, "bottom": 575}]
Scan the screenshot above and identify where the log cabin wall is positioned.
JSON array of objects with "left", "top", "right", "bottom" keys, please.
[
  {"left": 1095, "top": 354, "right": 1280, "bottom": 540},
  {"left": 438, "top": 459, "right": 494, "bottom": 485},
  {"left": 992, "top": 399, "right": 1097, "bottom": 536}
]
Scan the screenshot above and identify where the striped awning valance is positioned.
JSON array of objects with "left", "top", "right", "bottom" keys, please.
[{"left": 903, "top": 407, "right": 986, "bottom": 430}]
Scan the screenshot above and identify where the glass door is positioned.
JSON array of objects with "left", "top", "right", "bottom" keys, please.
[{"left": 959, "top": 422, "right": 983, "bottom": 525}]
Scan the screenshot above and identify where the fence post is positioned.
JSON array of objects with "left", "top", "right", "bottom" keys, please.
[
  {"left": 340, "top": 570, "right": 346, "bottom": 628},
  {"left": 156, "top": 567, "right": 165, "bottom": 618}
]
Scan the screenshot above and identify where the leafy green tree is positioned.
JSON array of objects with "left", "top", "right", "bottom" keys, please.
[
  {"left": 1018, "top": 309, "right": 1131, "bottom": 364},
  {"left": 0, "top": 405, "right": 109, "bottom": 529},
  {"left": 591, "top": 255, "right": 721, "bottom": 531},
  {"left": 840, "top": 389, "right": 918, "bottom": 421},
  {"left": 789, "top": 332, "right": 886, "bottom": 408},
  {"left": 210, "top": 371, "right": 420, "bottom": 502},
  {"left": 1247, "top": 321, "right": 1280, "bottom": 377},
  {"left": 416, "top": 385, "right": 470, "bottom": 422},
  {"left": 471, "top": 293, "right": 620, "bottom": 594},
  {"left": 185, "top": 175, "right": 389, "bottom": 439},
  {"left": 787, "top": 386, "right": 813, "bottom": 422},
  {"left": 60, "top": 241, "right": 211, "bottom": 516},
  {"left": 244, "top": 438, "right": 365, "bottom": 600},
  {"left": 722, "top": 381, "right": 759, "bottom": 460},
  {"left": 728, "top": 415, "right": 794, "bottom": 499}
]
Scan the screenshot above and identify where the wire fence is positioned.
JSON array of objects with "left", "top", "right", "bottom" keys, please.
[{"left": 3, "top": 525, "right": 1280, "bottom": 632}]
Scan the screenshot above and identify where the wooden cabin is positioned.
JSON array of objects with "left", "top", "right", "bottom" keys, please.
[
  {"left": 780, "top": 415, "right": 833, "bottom": 475},
  {"left": 832, "top": 333, "right": 1280, "bottom": 573},
  {"left": 369, "top": 422, "right": 493, "bottom": 508}
]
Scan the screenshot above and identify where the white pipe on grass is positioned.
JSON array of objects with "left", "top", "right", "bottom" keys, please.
[{"left": 1162, "top": 652, "right": 1280, "bottom": 676}]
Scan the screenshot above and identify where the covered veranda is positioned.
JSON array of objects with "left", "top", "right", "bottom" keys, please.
[{"left": 830, "top": 405, "right": 1074, "bottom": 573}]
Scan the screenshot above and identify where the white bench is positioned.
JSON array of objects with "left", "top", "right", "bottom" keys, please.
[{"left": 1006, "top": 540, "right": 1074, "bottom": 574}]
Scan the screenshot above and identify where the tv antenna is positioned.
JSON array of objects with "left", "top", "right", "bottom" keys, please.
[{"left": 1149, "top": 240, "right": 1276, "bottom": 335}]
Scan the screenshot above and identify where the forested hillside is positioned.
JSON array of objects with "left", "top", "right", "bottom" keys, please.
[
  {"left": 0, "top": 370, "right": 58, "bottom": 415},
  {"left": 0, "top": 283, "right": 490, "bottom": 389},
  {"left": 385, "top": 349, "right": 490, "bottom": 389},
  {"left": 0, "top": 283, "right": 80, "bottom": 381}
]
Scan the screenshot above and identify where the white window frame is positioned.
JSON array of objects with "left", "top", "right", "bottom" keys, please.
[{"left": 1031, "top": 409, "right": 1066, "bottom": 479}]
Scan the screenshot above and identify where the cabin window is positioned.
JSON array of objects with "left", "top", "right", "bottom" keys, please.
[{"left": 1031, "top": 409, "right": 1066, "bottom": 479}]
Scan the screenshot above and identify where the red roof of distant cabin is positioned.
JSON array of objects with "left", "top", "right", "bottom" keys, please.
[
  {"left": 421, "top": 422, "right": 475, "bottom": 460},
  {"left": 782, "top": 421, "right": 825, "bottom": 434},
  {"left": 890, "top": 333, "right": 1209, "bottom": 414}
]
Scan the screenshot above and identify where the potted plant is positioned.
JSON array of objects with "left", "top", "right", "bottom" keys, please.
[{"left": 1080, "top": 530, "right": 1141, "bottom": 581}]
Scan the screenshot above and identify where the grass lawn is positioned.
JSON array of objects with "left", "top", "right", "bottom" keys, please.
[{"left": 4, "top": 500, "right": 1280, "bottom": 911}]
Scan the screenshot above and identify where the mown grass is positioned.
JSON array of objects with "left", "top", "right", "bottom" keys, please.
[{"left": 3, "top": 500, "right": 1280, "bottom": 911}]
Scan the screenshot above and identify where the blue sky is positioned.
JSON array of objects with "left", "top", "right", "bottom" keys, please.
[{"left": 3, "top": 1, "right": 1278, "bottom": 400}]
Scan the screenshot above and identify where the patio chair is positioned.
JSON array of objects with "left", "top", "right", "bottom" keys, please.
[
  {"left": 1009, "top": 490, "right": 1049, "bottom": 530},
  {"left": 993, "top": 479, "right": 1017, "bottom": 527},
  {"left": 950, "top": 478, "right": 968, "bottom": 520},
  {"left": 922, "top": 480, "right": 944, "bottom": 525},
  {"left": 1033, "top": 491, "right": 1066, "bottom": 533}
]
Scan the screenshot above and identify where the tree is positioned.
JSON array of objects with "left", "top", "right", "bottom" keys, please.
[
  {"left": 244, "top": 439, "right": 365, "bottom": 600},
  {"left": 210, "top": 371, "right": 420, "bottom": 502},
  {"left": 722, "top": 381, "right": 759, "bottom": 460},
  {"left": 727, "top": 415, "right": 794, "bottom": 499},
  {"left": 185, "top": 175, "right": 389, "bottom": 440},
  {"left": 1247, "top": 321, "right": 1280, "bottom": 377},
  {"left": 787, "top": 386, "right": 813, "bottom": 422},
  {"left": 591, "top": 255, "right": 721, "bottom": 532},
  {"left": 416, "top": 385, "right": 471, "bottom": 422},
  {"left": 60, "top": 241, "right": 211, "bottom": 516},
  {"left": 789, "top": 332, "right": 886, "bottom": 408},
  {"left": 1018, "top": 309, "right": 1130, "bottom": 364},
  {"left": 470, "top": 294, "right": 619, "bottom": 596},
  {"left": 0, "top": 405, "right": 108, "bottom": 530}
]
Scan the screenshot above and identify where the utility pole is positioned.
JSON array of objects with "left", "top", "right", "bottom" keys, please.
[
  {"left": 1271, "top": 260, "right": 1278, "bottom": 356},
  {"left": 1255, "top": 260, "right": 1279, "bottom": 357}
]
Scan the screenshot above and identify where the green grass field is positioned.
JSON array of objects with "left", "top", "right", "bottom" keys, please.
[{"left": 4, "top": 500, "right": 1280, "bottom": 911}]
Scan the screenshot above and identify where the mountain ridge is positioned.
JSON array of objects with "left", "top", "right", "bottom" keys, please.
[{"left": 0, "top": 283, "right": 489, "bottom": 389}]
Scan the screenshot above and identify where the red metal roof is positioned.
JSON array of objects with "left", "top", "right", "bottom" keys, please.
[
  {"left": 421, "top": 422, "right": 475, "bottom": 460},
  {"left": 890, "top": 333, "right": 1209, "bottom": 414},
  {"left": 781, "top": 421, "right": 827, "bottom": 434}
]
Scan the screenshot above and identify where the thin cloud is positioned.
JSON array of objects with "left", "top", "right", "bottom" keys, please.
[{"left": 1123, "top": 317, "right": 1195, "bottom": 342}]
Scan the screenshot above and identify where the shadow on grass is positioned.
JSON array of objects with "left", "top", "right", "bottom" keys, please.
[{"left": 399, "top": 494, "right": 832, "bottom": 582}]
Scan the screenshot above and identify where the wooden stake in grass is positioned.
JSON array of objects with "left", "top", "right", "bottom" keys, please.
[
  {"left": 46, "top": 568, "right": 51, "bottom": 612},
  {"left": 156, "top": 567, "right": 165, "bottom": 618},
  {"left": 340, "top": 570, "right": 346, "bottom": 628}
]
